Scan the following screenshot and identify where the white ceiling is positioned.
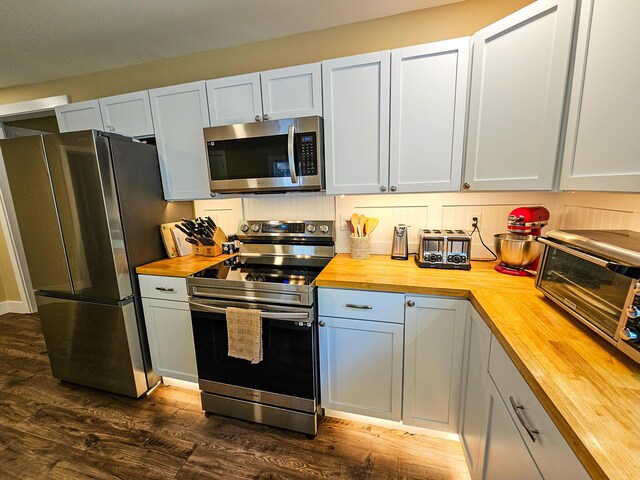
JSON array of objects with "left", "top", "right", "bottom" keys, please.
[{"left": 0, "top": 0, "right": 463, "bottom": 90}]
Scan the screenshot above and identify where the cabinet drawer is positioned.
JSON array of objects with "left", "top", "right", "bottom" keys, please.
[
  {"left": 318, "top": 288, "right": 405, "bottom": 323},
  {"left": 488, "top": 337, "right": 589, "bottom": 480},
  {"left": 139, "top": 275, "right": 188, "bottom": 302}
]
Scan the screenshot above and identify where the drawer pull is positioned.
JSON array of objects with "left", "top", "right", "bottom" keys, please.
[
  {"left": 510, "top": 396, "right": 539, "bottom": 442},
  {"left": 155, "top": 287, "right": 175, "bottom": 292},
  {"left": 345, "top": 303, "right": 373, "bottom": 310}
]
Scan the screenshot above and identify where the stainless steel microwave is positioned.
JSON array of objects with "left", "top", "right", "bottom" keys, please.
[
  {"left": 203, "top": 116, "right": 324, "bottom": 195},
  {"left": 536, "top": 229, "right": 640, "bottom": 364}
]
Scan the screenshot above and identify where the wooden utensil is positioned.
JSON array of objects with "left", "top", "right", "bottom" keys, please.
[
  {"left": 359, "top": 215, "right": 366, "bottom": 238},
  {"left": 351, "top": 213, "right": 360, "bottom": 237},
  {"left": 367, "top": 217, "right": 379, "bottom": 235}
]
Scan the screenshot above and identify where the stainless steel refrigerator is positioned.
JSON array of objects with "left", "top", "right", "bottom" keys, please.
[{"left": 0, "top": 130, "right": 192, "bottom": 397}]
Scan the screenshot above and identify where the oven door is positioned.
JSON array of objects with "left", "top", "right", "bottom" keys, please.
[
  {"left": 204, "top": 116, "right": 323, "bottom": 194},
  {"left": 189, "top": 297, "right": 317, "bottom": 413}
]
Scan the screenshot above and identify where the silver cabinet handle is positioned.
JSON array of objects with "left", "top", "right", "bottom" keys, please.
[
  {"left": 407, "top": 300, "right": 415, "bottom": 307},
  {"left": 509, "top": 396, "right": 539, "bottom": 442},
  {"left": 380, "top": 185, "right": 387, "bottom": 192},
  {"left": 345, "top": 303, "right": 372, "bottom": 310},
  {"left": 255, "top": 115, "right": 262, "bottom": 121},
  {"left": 287, "top": 124, "right": 298, "bottom": 184},
  {"left": 319, "top": 320, "right": 326, "bottom": 327},
  {"left": 155, "top": 287, "right": 175, "bottom": 292},
  {"left": 390, "top": 186, "right": 397, "bottom": 192},
  {"left": 463, "top": 182, "right": 470, "bottom": 190},
  {"left": 263, "top": 113, "right": 270, "bottom": 120}
]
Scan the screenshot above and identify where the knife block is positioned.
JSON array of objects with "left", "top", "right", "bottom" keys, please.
[{"left": 193, "top": 227, "right": 227, "bottom": 256}]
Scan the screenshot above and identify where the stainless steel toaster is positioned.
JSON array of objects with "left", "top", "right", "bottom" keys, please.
[{"left": 415, "top": 229, "right": 472, "bottom": 270}]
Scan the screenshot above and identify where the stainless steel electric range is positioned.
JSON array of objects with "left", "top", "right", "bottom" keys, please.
[{"left": 187, "top": 220, "right": 335, "bottom": 436}]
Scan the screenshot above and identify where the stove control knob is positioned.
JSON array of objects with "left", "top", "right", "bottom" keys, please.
[
  {"left": 319, "top": 224, "right": 330, "bottom": 234},
  {"left": 250, "top": 223, "right": 260, "bottom": 233},
  {"left": 306, "top": 224, "right": 317, "bottom": 233},
  {"left": 240, "top": 224, "right": 249, "bottom": 233},
  {"left": 621, "top": 327, "right": 639, "bottom": 342},
  {"left": 627, "top": 306, "right": 640, "bottom": 319}
]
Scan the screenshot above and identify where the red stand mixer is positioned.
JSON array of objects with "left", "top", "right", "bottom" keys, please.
[{"left": 494, "top": 206, "right": 550, "bottom": 276}]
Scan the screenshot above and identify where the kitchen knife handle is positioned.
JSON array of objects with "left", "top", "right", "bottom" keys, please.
[{"left": 287, "top": 124, "right": 298, "bottom": 184}]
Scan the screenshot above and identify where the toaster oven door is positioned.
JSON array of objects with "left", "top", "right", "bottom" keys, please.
[{"left": 536, "top": 244, "right": 632, "bottom": 341}]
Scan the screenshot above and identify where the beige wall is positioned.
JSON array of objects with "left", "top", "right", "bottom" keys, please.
[
  {"left": 0, "top": 0, "right": 532, "bottom": 104},
  {"left": 0, "top": 0, "right": 533, "bottom": 306},
  {"left": 0, "top": 225, "right": 20, "bottom": 302}
]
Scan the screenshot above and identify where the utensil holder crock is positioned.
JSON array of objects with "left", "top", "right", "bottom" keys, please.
[{"left": 350, "top": 236, "right": 371, "bottom": 260}]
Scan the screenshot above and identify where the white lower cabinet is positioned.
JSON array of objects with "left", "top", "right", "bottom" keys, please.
[
  {"left": 477, "top": 337, "right": 589, "bottom": 480},
  {"left": 459, "top": 306, "right": 492, "bottom": 478},
  {"left": 403, "top": 296, "right": 467, "bottom": 431},
  {"left": 318, "top": 316, "right": 404, "bottom": 421},
  {"left": 140, "top": 275, "right": 198, "bottom": 383}
]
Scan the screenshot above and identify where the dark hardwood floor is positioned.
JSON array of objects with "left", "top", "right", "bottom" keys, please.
[{"left": 0, "top": 312, "right": 470, "bottom": 479}]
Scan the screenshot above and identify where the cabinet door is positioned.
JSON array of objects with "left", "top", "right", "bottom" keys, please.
[
  {"left": 98, "top": 91, "right": 154, "bottom": 137},
  {"left": 560, "top": 0, "right": 640, "bottom": 192},
  {"left": 390, "top": 38, "right": 470, "bottom": 193},
  {"left": 477, "top": 379, "right": 543, "bottom": 480},
  {"left": 322, "top": 52, "right": 391, "bottom": 195},
  {"left": 149, "top": 81, "right": 211, "bottom": 200},
  {"left": 260, "top": 63, "right": 322, "bottom": 121},
  {"left": 206, "top": 73, "right": 262, "bottom": 126},
  {"left": 55, "top": 100, "right": 104, "bottom": 133},
  {"left": 142, "top": 298, "right": 198, "bottom": 383},
  {"left": 464, "top": 0, "right": 576, "bottom": 191},
  {"left": 459, "top": 306, "right": 492, "bottom": 478},
  {"left": 318, "top": 316, "right": 403, "bottom": 421},
  {"left": 403, "top": 296, "right": 467, "bottom": 431}
]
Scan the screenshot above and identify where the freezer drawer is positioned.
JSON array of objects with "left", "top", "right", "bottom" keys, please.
[{"left": 36, "top": 295, "right": 149, "bottom": 398}]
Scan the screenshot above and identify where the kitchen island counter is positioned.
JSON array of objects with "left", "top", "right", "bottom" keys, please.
[{"left": 316, "top": 254, "right": 640, "bottom": 480}]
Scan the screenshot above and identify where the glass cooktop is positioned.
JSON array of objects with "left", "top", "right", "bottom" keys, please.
[{"left": 191, "top": 255, "right": 330, "bottom": 286}]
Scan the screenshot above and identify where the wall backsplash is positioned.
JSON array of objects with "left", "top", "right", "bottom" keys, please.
[{"left": 196, "top": 191, "right": 640, "bottom": 259}]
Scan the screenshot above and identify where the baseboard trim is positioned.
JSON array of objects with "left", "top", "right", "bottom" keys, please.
[{"left": 0, "top": 300, "right": 30, "bottom": 315}]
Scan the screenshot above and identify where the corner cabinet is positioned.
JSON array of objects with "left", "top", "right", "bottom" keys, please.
[
  {"left": 139, "top": 275, "right": 198, "bottom": 383},
  {"left": 206, "top": 63, "right": 322, "bottom": 126},
  {"left": 149, "top": 81, "right": 212, "bottom": 201},
  {"left": 560, "top": 0, "right": 640, "bottom": 192},
  {"left": 403, "top": 296, "right": 467, "bottom": 431},
  {"left": 55, "top": 100, "right": 104, "bottom": 133},
  {"left": 463, "top": 0, "right": 577, "bottom": 191},
  {"left": 322, "top": 52, "right": 391, "bottom": 195}
]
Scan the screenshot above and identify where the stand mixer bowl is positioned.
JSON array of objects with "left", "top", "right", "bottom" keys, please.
[{"left": 494, "top": 233, "right": 543, "bottom": 268}]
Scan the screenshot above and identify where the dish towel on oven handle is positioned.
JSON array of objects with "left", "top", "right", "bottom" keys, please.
[{"left": 226, "top": 307, "right": 263, "bottom": 364}]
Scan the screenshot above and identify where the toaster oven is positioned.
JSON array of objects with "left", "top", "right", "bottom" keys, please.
[
  {"left": 536, "top": 230, "right": 640, "bottom": 364},
  {"left": 415, "top": 229, "right": 471, "bottom": 270}
]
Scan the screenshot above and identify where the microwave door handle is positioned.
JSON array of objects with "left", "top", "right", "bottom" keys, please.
[
  {"left": 189, "top": 302, "right": 309, "bottom": 321},
  {"left": 287, "top": 124, "right": 298, "bottom": 184},
  {"left": 538, "top": 237, "right": 640, "bottom": 278}
]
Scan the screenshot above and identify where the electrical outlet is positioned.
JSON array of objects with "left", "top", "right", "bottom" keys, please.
[
  {"left": 339, "top": 214, "right": 349, "bottom": 231},
  {"left": 466, "top": 213, "right": 482, "bottom": 230}
]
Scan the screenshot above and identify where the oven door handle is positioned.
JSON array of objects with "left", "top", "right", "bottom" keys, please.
[
  {"left": 537, "top": 237, "right": 640, "bottom": 279},
  {"left": 189, "top": 302, "right": 310, "bottom": 320},
  {"left": 287, "top": 124, "right": 298, "bottom": 184}
]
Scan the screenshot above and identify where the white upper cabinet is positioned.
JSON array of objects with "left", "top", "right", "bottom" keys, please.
[
  {"left": 390, "top": 38, "right": 470, "bottom": 193},
  {"left": 464, "top": 0, "right": 577, "bottom": 191},
  {"left": 207, "top": 73, "right": 262, "bottom": 126},
  {"left": 149, "top": 81, "right": 211, "bottom": 201},
  {"left": 98, "top": 90, "right": 155, "bottom": 138},
  {"left": 323, "top": 51, "right": 391, "bottom": 195},
  {"left": 55, "top": 100, "right": 104, "bottom": 133},
  {"left": 560, "top": 0, "right": 640, "bottom": 192},
  {"left": 206, "top": 64, "right": 321, "bottom": 126},
  {"left": 260, "top": 63, "right": 322, "bottom": 120}
]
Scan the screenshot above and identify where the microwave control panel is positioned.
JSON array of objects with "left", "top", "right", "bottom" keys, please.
[{"left": 296, "top": 133, "right": 317, "bottom": 176}]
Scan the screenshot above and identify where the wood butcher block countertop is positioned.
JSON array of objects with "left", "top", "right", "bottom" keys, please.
[
  {"left": 316, "top": 254, "right": 640, "bottom": 480},
  {"left": 135, "top": 253, "right": 236, "bottom": 277}
]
